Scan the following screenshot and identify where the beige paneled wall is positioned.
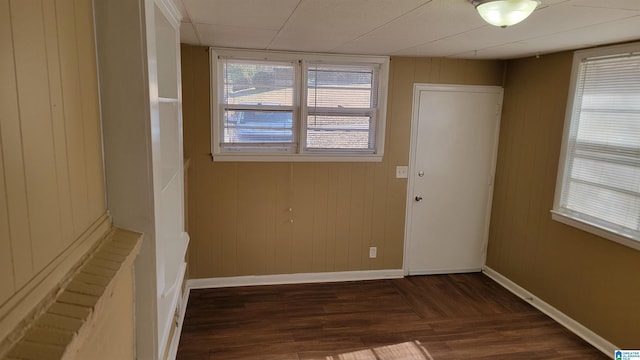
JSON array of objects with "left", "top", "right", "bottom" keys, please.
[
  {"left": 0, "top": 0, "right": 105, "bottom": 306},
  {"left": 487, "top": 51, "right": 640, "bottom": 347},
  {"left": 181, "top": 44, "right": 504, "bottom": 278}
]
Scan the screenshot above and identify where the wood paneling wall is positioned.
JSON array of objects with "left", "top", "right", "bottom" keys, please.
[
  {"left": 0, "top": 0, "right": 105, "bottom": 306},
  {"left": 181, "top": 44, "right": 504, "bottom": 278},
  {"left": 487, "top": 51, "right": 640, "bottom": 348}
]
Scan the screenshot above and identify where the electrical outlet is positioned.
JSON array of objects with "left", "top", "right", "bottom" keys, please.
[
  {"left": 395, "top": 166, "right": 408, "bottom": 178},
  {"left": 369, "top": 246, "right": 377, "bottom": 258}
]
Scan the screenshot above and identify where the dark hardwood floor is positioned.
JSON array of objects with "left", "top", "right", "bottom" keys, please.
[{"left": 176, "top": 273, "right": 608, "bottom": 360}]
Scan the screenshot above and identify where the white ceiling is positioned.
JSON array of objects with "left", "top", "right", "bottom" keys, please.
[{"left": 174, "top": 0, "right": 640, "bottom": 59}]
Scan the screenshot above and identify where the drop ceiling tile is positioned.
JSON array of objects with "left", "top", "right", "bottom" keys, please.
[
  {"left": 517, "top": 15, "right": 640, "bottom": 53},
  {"left": 332, "top": 0, "right": 484, "bottom": 55},
  {"left": 196, "top": 24, "right": 278, "bottom": 49},
  {"left": 180, "top": 22, "right": 199, "bottom": 45},
  {"left": 269, "top": 0, "right": 430, "bottom": 52},
  {"left": 453, "top": 43, "right": 537, "bottom": 60},
  {"left": 564, "top": 0, "right": 640, "bottom": 11},
  {"left": 184, "top": 0, "right": 300, "bottom": 29}
]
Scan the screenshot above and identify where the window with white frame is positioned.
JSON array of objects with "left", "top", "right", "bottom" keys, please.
[
  {"left": 210, "top": 49, "right": 389, "bottom": 161},
  {"left": 552, "top": 42, "right": 640, "bottom": 251}
]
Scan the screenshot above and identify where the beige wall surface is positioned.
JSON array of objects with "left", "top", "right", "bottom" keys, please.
[
  {"left": 0, "top": 0, "right": 141, "bottom": 357},
  {"left": 487, "top": 51, "right": 640, "bottom": 348},
  {"left": 181, "top": 44, "right": 504, "bottom": 278},
  {"left": 0, "top": 0, "right": 105, "bottom": 307}
]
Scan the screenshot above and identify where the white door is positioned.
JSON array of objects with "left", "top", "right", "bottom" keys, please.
[{"left": 404, "top": 84, "right": 503, "bottom": 275}]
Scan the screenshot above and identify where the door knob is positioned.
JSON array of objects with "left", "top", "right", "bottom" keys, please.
[{"left": 415, "top": 196, "right": 423, "bottom": 202}]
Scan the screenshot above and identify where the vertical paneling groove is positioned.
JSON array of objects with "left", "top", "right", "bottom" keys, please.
[
  {"left": 56, "top": 0, "right": 90, "bottom": 237},
  {"left": 0, "top": 0, "right": 105, "bottom": 311},
  {"left": 43, "top": 0, "right": 75, "bottom": 247},
  {"left": 0, "top": 0, "right": 34, "bottom": 289},
  {"left": 0, "top": 129, "right": 15, "bottom": 304},
  {"left": 11, "top": 0, "right": 63, "bottom": 272},
  {"left": 182, "top": 46, "right": 504, "bottom": 278},
  {"left": 74, "top": 0, "right": 105, "bottom": 223}
]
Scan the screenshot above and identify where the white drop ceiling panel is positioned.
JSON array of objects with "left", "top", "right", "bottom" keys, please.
[
  {"left": 196, "top": 23, "right": 279, "bottom": 49},
  {"left": 183, "top": 0, "right": 300, "bottom": 30},
  {"left": 177, "top": 0, "right": 640, "bottom": 59}
]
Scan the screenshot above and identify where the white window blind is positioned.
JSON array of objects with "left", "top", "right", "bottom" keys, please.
[
  {"left": 221, "top": 58, "right": 296, "bottom": 147},
  {"left": 305, "top": 64, "right": 379, "bottom": 152},
  {"left": 211, "top": 49, "right": 389, "bottom": 161},
  {"left": 557, "top": 51, "right": 640, "bottom": 241}
]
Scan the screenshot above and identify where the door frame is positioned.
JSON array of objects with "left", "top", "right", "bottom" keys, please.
[{"left": 402, "top": 83, "right": 504, "bottom": 276}]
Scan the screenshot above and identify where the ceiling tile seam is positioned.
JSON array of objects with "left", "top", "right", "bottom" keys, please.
[
  {"left": 328, "top": 0, "right": 434, "bottom": 53},
  {"left": 266, "top": 0, "right": 303, "bottom": 50},
  {"left": 389, "top": 23, "right": 488, "bottom": 56},
  {"left": 448, "top": 14, "right": 640, "bottom": 59},
  {"left": 567, "top": 4, "right": 640, "bottom": 12},
  {"left": 181, "top": 2, "right": 203, "bottom": 45}
]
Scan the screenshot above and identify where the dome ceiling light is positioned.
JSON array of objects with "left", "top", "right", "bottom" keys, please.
[{"left": 470, "top": 0, "right": 541, "bottom": 28}]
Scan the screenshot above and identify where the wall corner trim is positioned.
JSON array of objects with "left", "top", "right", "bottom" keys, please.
[
  {"left": 186, "top": 269, "right": 405, "bottom": 290},
  {"left": 482, "top": 266, "right": 616, "bottom": 359}
]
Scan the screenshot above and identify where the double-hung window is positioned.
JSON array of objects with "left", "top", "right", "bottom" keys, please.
[
  {"left": 553, "top": 42, "right": 640, "bottom": 251},
  {"left": 211, "top": 49, "right": 389, "bottom": 161}
]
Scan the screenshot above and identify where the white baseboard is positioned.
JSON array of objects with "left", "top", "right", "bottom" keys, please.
[
  {"left": 482, "top": 266, "right": 616, "bottom": 359},
  {"left": 407, "top": 267, "right": 482, "bottom": 276},
  {"left": 186, "top": 269, "right": 405, "bottom": 289}
]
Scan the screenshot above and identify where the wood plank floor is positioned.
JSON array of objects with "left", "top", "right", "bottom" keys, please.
[{"left": 176, "top": 273, "right": 608, "bottom": 360}]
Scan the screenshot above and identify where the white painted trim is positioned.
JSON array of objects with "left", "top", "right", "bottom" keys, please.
[
  {"left": 165, "top": 284, "right": 190, "bottom": 360},
  {"left": 407, "top": 268, "right": 482, "bottom": 276},
  {"left": 186, "top": 269, "right": 404, "bottom": 289},
  {"left": 212, "top": 154, "right": 383, "bottom": 162},
  {"left": 482, "top": 266, "right": 616, "bottom": 359},
  {"left": 158, "top": 261, "right": 187, "bottom": 359}
]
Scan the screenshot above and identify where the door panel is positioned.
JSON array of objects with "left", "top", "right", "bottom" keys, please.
[{"left": 405, "top": 85, "right": 502, "bottom": 275}]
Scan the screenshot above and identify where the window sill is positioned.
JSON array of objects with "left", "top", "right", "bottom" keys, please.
[
  {"left": 550, "top": 210, "right": 640, "bottom": 251},
  {"left": 212, "top": 153, "right": 383, "bottom": 163}
]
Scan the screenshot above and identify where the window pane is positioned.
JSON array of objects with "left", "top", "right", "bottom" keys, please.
[
  {"left": 570, "top": 156, "right": 640, "bottom": 194},
  {"left": 223, "top": 60, "right": 294, "bottom": 106},
  {"left": 307, "top": 68, "right": 373, "bottom": 109},
  {"left": 306, "top": 115, "right": 371, "bottom": 149},
  {"left": 565, "top": 180, "right": 640, "bottom": 231},
  {"left": 224, "top": 110, "right": 293, "bottom": 144}
]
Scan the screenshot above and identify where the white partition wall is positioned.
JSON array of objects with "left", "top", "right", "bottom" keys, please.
[{"left": 95, "top": 0, "right": 187, "bottom": 358}]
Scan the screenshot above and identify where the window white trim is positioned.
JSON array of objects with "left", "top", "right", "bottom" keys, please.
[
  {"left": 210, "top": 48, "right": 389, "bottom": 162},
  {"left": 553, "top": 42, "right": 640, "bottom": 251}
]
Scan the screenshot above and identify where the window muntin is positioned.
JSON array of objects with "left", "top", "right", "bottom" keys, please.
[
  {"left": 553, "top": 43, "right": 640, "bottom": 249},
  {"left": 211, "top": 49, "right": 389, "bottom": 161}
]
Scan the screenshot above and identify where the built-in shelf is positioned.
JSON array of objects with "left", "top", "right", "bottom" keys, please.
[{"left": 96, "top": 0, "right": 186, "bottom": 359}]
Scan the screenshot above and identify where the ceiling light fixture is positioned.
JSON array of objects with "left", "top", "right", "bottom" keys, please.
[{"left": 470, "top": 0, "right": 540, "bottom": 28}]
